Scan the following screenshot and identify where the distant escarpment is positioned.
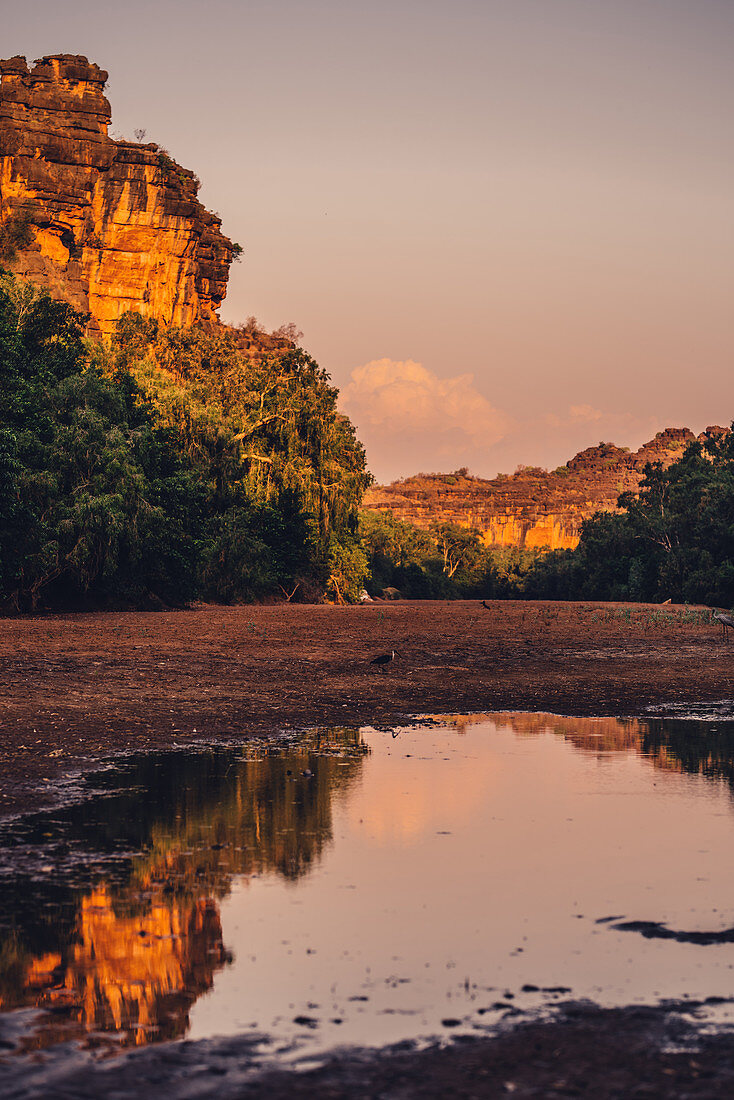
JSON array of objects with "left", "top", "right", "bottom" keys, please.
[
  {"left": 0, "top": 54, "right": 235, "bottom": 336},
  {"left": 363, "top": 427, "right": 728, "bottom": 551}
]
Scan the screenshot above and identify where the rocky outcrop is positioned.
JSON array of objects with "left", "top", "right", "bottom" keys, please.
[
  {"left": 0, "top": 54, "right": 235, "bottom": 336},
  {"left": 363, "top": 427, "right": 728, "bottom": 550}
]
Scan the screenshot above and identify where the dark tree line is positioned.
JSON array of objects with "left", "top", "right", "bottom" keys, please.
[
  {"left": 524, "top": 431, "right": 734, "bottom": 606},
  {"left": 359, "top": 510, "right": 539, "bottom": 599},
  {"left": 0, "top": 277, "right": 370, "bottom": 611},
  {"left": 2, "top": 271, "right": 731, "bottom": 611}
]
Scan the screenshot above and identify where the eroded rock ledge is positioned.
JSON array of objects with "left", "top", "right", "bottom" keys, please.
[
  {"left": 363, "top": 426, "right": 728, "bottom": 550},
  {"left": 0, "top": 54, "right": 235, "bottom": 335}
]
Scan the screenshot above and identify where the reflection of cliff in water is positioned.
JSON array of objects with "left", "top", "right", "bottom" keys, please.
[
  {"left": 3, "top": 888, "right": 227, "bottom": 1051},
  {"left": 0, "top": 729, "right": 367, "bottom": 1050},
  {"left": 434, "top": 712, "right": 734, "bottom": 785}
]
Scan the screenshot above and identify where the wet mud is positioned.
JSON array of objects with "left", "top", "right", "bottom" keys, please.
[
  {"left": 4, "top": 1002, "right": 734, "bottom": 1098},
  {"left": 614, "top": 920, "right": 734, "bottom": 945}
]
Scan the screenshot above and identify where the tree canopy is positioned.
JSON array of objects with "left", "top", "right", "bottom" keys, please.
[
  {"left": 523, "top": 431, "right": 734, "bottom": 606},
  {"left": 0, "top": 278, "right": 370, "bottom": 610}
]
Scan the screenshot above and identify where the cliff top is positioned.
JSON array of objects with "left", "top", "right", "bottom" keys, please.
[
  {"left": 372, "top": 427, "right": 727, "bottom": 499},
  {"left": 362, "top": 425, "right": 729, "bottom": 551},
  {"left": 0, "top": 53, "right": 235, "bottom": 335}
]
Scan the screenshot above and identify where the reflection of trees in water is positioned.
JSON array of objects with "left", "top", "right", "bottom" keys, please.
[
  {"left": 493, "top": 713, "right": 644, "bottom": 754},
  {"left": 6, "top": 714, "right": 734, "bottom": 1052},
  {"left": 639, "top": 720, "right": 734, "bottom": 786},
  {"left": 434, "top": 712, "right": 645, "bottom": 756},
  {"left": 0, "top": 728, "right": 367, "bottom": 1050},
  {"left": 138, "top": 729, "right": 366, "bottom": 892},
  {"left": 435, "top": 711, "right": 734, "bottom": 785}
]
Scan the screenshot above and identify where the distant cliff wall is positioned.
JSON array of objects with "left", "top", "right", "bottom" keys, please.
[
  {"left": 363, "top": 428, "right": 727, "bottom": 551},
  {"left": 0, "top": 54, "right": 235, "bottom": 336}
]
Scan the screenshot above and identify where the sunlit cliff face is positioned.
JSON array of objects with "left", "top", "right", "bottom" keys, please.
[
  {"left": 362, "top": 428, "right": 725, "bottom": 551},
  {"left": 0, "top": 54, "right": 234, "bottom": 336}
]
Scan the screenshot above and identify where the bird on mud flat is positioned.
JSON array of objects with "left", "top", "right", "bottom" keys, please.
[
  {"left": 713, "top": 611, "right": 734, "bottom": 642},
  {"left": 370, "top": 650, "right": 399, "bottom": 669},
  {"left": 481, "top": 600, "right": 491, "bottom": 610}
]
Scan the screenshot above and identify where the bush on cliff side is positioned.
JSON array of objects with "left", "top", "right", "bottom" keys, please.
[{"left": 0, "top": 212, "right": 35, "bottom": 263}]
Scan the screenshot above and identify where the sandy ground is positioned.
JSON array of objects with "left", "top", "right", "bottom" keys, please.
[{"left": 2, "top": 599, "right": 734, "bottom": 1097}]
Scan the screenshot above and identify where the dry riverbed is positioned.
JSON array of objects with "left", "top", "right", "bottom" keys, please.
[{"left": 0, "top": 599, "right": 731, "bottom": 816}]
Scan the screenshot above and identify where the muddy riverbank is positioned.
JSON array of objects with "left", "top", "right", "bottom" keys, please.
[
  {"left": 4, "top": 1001, "right": 734, "bottom": 1098},
  {"left": 3, "top": 600, "right": 734, "bottom": 1097},
  {"left": 0, "top": 600, "right": 732, "bottom": 817}
]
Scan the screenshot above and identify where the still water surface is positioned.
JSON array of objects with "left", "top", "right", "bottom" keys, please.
[{"left": 2, "top": 713, "right": 734, "bottom": 1059}]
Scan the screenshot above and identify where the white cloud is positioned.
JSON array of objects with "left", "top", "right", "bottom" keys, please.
[
  {"left": 568, "top": 403, "right": 602, "bottom": 422},
  {"left": 339, "top": 360, "right": 666, "bottom": 483},
  {"left": 545, "top": 404, "right": 603, "bottom": 428},
  {"left": 341, "top": 358, "right": 508, "bottom": 442},
  {"left": 339, "top": 358, "right": 510, "bottom": 480}
]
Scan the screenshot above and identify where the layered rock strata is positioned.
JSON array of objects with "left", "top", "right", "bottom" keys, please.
[
  {"left": 0, "top": 54, "right": 235, "bottom": 335},
  {"left": 363, "top": 427, "right": 727, "bottom": 551}
]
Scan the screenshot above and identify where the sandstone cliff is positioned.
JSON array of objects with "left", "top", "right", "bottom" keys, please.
[
  {"left": 363, "top": 427, "right": 728, "bottom": 551},
  {"left": 0, "top": 54, "right": 235, "bottom": 336}
]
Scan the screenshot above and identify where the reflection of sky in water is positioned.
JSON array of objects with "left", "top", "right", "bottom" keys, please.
[{"left": 3, "top": 714, "right": 734, "bottom": 1061}]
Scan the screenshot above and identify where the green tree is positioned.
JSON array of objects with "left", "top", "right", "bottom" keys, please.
[
  {"left": 431, "top": 522, "right": 483, "bottom": 578},
  {"left": 108, "top": 311, "right": 371, "bottom": 601},
  {"left": 1, "top": 287, "right": 372, "bottom": 609},
  {"left": 523, "top": 429, "right": 734, "bottom": 605},
  {"left": 0, "top": 279, "right": 202, "bottom": 609}
]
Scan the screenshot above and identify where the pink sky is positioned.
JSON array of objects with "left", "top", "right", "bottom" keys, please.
[{"left": 7, "top": 0, "right": 734, "bottom": 482}]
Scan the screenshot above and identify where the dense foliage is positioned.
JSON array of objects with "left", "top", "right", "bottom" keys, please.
[
  {"left": 359, "top": 509, "right": 540, "bottom": 599},
  {"left": 362, "top": 431, "right": 734, "bottom": 607},
  {"left": 523, "top": 431, "right": 734, "bottom": 606},
  {"left": 0, "top": 277, "right": 370, "bottom": 610},
  {"left": 3, "top": 273, "right": 730, "bottom": 611}
]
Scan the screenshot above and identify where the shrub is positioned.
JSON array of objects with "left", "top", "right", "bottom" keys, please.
[{"left": 0, "top": 211, "right": 35, "bottom": 262}]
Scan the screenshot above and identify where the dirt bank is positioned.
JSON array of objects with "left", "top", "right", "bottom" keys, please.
[{"left": 1, "top": 599, "right": 732, "bottom": 816}]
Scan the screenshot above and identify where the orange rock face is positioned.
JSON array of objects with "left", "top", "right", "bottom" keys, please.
[
  {"left": 0, "top": 54, "right": 235, "bottom": 336},
  {"left": 363, "top": 428, "right": 728, "bottom": 551}
]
